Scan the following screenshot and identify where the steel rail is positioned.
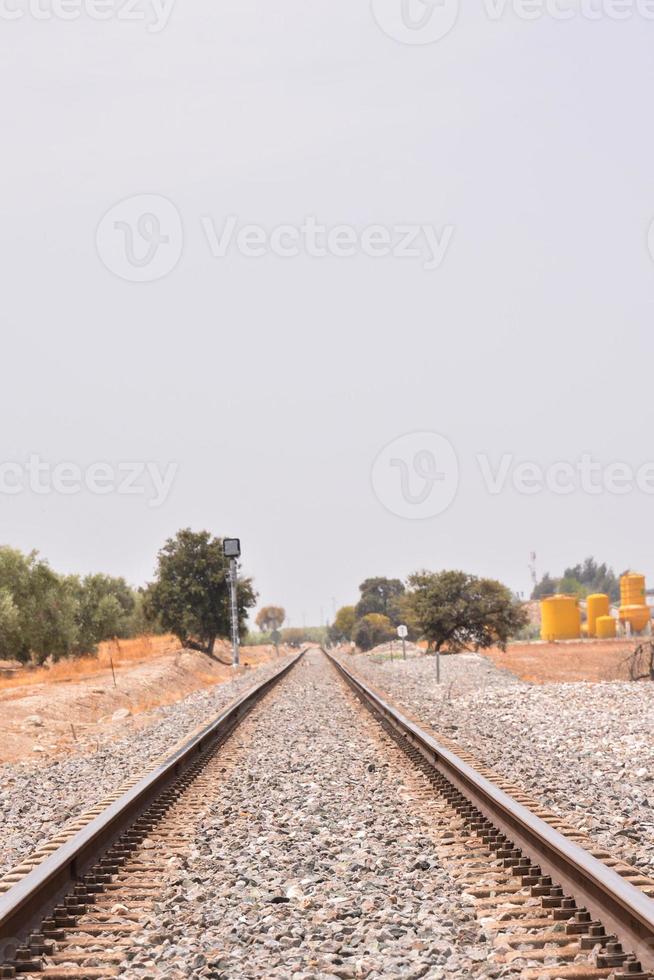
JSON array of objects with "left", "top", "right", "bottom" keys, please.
[
  {"left": 326, "top": 649, "right": 654, "bottom": 971},
  {"left": 0, "top": 649, "right": 305, "bottom": 951}
]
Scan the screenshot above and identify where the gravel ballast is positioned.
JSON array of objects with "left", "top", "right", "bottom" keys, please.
[
  {"left": 349, "top": 650, "right": 654, "bottom": 876},
  {"left": 0, "top": 656, "right": 293, "bottom": 878},
  {"left": 129, "top": 650, "right": 493, "bottom": 979}
]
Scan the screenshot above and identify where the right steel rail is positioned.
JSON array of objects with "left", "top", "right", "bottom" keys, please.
[{"left": 326, "top": 650, "right": 654, "bottom": 972}]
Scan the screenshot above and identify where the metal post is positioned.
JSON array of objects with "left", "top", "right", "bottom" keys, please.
[
  {"left": 436, "top": 648, "right": 441, "bottom": 683},
  {"left": 402, "top": 636, "right": 406, "bottom": 660},
  {"left": 228, "top": 557, "right": 240, "bottom": 668}
]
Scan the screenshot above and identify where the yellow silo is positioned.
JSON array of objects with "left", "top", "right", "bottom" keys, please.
[
  {"left": 596, "top": 615, "right": 617, "bottom": 639},
  {"left": 619, "top": 573, "right": 651, "bottom": 633},
  {"left": 540, "top": 596, "right": 581, "bottom": 641},
  {"left": 621, "top": 573, "right": 647, "bottom": 605},
  {"left": 586, "top": 593, "right": 610, "bottom": 637}
]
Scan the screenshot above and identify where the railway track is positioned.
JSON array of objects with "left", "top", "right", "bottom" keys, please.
[
  {"left": 326, "top": 650, "right": 654, "bottom": 980},
  {"left": 0, "top": 651, "right": 304, "bottom": 977},
  {"left": 0, "top": 647, "right": 652, "bottom": 978}
]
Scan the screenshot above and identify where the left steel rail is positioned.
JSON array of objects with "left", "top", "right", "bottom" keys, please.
[{"left": 0, "top": 649, "right": 305, "bottom": 950}]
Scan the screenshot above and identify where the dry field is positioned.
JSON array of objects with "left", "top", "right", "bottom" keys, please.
[
  {"left": 483, "top": 638, "right": 641, "bottom": 683},
  {"left": 0, "top": 634, "right": 180, "bottom": 691},
  {"left": 0, "top": 637, "right": 285, "bottom": 764}
]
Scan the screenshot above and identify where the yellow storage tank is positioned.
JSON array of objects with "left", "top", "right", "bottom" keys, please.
[
  {"left": 621, "top": 573, "right": 646, "bottom": 605},
  {"left": 596, "top": 615, "right": 617, "bottom": 639},
  {"left": 619, "top": 605, "right": 651, "bottom": 632},
  {"left": 619, "top": 573, "right": 650, "bottom": 633},
  {"left": 586, "top": 593, "right": 610, "bottom": 637},
  {"left": 540, "top": 596, "right": 581, "bottom": 641}
]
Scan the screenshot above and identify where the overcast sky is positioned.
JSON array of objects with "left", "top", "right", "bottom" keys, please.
[{"left": 1, "top": 1, "right": 653, "bottom": 625}]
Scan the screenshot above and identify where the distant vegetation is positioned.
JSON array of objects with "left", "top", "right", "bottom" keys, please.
[
  {"left": 255, "top": 606, "right": 286, "bottom": 633},
  {"left": 0, "top": 532, "right": 530, "bottom": 665},
  {"left": 331, "top": 571, "right": 526, "bottom": 653},
  {"left": 0, "top": 527, "right": 263, "bottom": 666},
  {"left": 244, "top": 626, "right": 328, "bottom": 647},
  {"left": 531, "top": 557, "right": 621, "bottom": 603},
  {"left": 0, "top": 545, "right": 150, "bottom": 664}
]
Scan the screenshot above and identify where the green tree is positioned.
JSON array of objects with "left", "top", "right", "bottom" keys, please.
[
  {"left": 128, "top": 590, "right": 162, "bottom": 636},
  {"left": 0, "top": 548, "right": 79, "bottom": 663},
  {"left": 352, "top": 613, "right": 395, "bottom": 652},
  {"left": 144, "top": 529, "right": 257, "bottom": 657},
  {"left": 355, "top": 578, "right": 405, "bottom": 625},
  {"left": 22, "top": 561, "right": 79, "bottom": 664},
  {"left": 0, "top": 547, "right": 35, "bottom": 661},
  {"left": 532, "top": 558, "right": 620, "bottom": 603},
  {"left": 69, "top": 574, "right": 137, "bottom": 653},
  {"left": 531, "top": 572, "right": 558, "bottom": 599},
  {"left": 329, "top": 605, "right": 356, "bottom": 644},
  {"left": 0, "top": 588, "right": 23, "bottom": 661},
  {"left": 405, "top": 570, "right": 527, "bottom": 653}
]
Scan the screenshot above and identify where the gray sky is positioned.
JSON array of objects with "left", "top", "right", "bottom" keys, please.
[{"left": 1, "top": 1, "right": 653, "bottom": 625}]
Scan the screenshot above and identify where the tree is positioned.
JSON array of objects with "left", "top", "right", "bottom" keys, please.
[
  {"left": 0, "top": 548, "right": 79, "bottom": 663},
  {"left": 531, "top": 572, "right": 558, "bottom": 599},
  {"left": 255, "top": 606, "right": 286, "bottom": 632},
  {"left": 69, "top": 574, "right": 137, "bottom": 653},
  {"left": 329, "top": 605, "right": 356, "bottom": 644},
  {"left": 352, "top": 613, "right": 395, "bottom": 652},
  {"left": 405, "top": 570, "right": 527, "bottom": 653},
  {"left": 144, "top": 529, "right": 257, "bottom": 657},
  {"left": 281, "top": 627, "right": 309, "bottom": 647},
  {"left": 0, "top": 589, "right": 22, "bottom": 661},
  {"left": 355, "top": 578, "right": 405, "bottom": 625},
  {"left": 532, "top": 558, "right": 620, "bottom": 603}
]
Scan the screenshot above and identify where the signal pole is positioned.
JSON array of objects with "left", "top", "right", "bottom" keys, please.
[{"left": 223, "top": 538, "right": 241, "bottom": 668}]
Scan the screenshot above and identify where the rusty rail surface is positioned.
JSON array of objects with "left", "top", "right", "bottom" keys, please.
[
  {"left": 326, "top": 649, "right": 654, "bottom": 973},
  {"left": 0, "top": 649, "right": 305, "bottom": 952}
]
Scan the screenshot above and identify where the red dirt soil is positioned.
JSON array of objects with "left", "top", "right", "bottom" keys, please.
[{"left": 483, "top": 639, "right": 642, "bottom": 684}]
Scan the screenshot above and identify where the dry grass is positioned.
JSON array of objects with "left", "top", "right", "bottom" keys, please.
[{"left": 0, "top": 634, "right": 179, "bottom": 692}]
